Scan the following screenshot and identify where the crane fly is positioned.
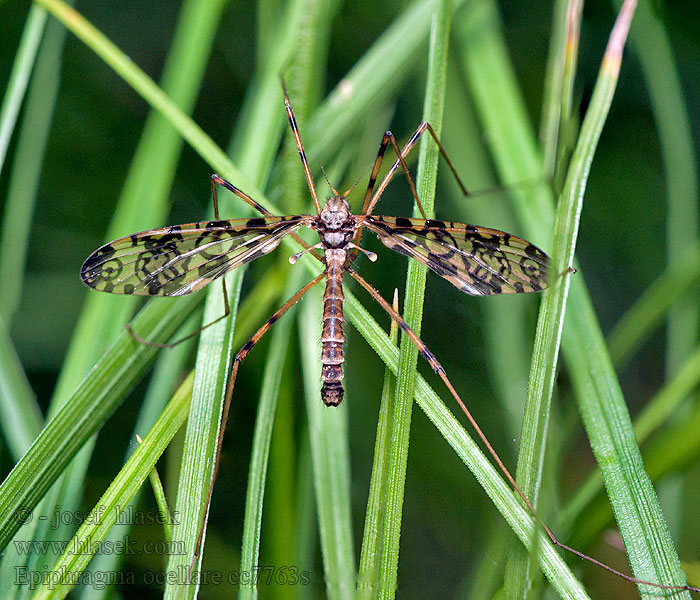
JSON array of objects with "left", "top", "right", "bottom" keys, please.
[
  {"left": 81, "top": 97, "right": 547, "bottom": 405},
  {"left": 79, "top": 85, "right": 698, "bottom": 596}
]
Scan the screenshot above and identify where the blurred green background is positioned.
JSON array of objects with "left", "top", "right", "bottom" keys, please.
[{"left": 0, "top": 0, "right": 698, "bottom": 598}]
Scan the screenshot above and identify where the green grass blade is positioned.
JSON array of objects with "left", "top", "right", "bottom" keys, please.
[
  {"left": 164, "top": 272, "right": 241, "bottom": 600},
  {"left": 304, "top": 0, "right": 466, "bottom": 162},
  {"left": 558, "top": 0, "right": 582, "bottom": 124},
  {"left": 560, "top": 5, "right": 692, "bottom": 593},
  {"left": 299, "top": 286, "right": 355, "bottom": 600},
  {"left": 0, "top": 10, "right": 67, "bottom": 322},
  {"left": 31, "top": 372, "right": 192, "bottom": 599},
  {"left": 539, "top": 0, "right": 584, "bottom": 194},
  {"left": 0, "top": 4, "right": 54, "bottom": 471},
  {"left": 608, "top": 242, "right": 700, "bottom": 369},
  {"left": 238, "top": 270, "right": 303, "bottom": 600},
  {"left": 358, "top": 291, "right": 399, "bottom": 598},
  {"left": 77, "top": 315, "right": 199, "bottom": 600},
  {"left": 379, "top": 3, "right": 451, "bottom": 597},
  {"left": 552, "top": 0, "right": 583, "bottom": 193},
  {"left": 562, "top": 342, "right": 700, "bottom": 534},
  {"left": 147, "top": 458, "right": 174, "bottom": 544},
  {"left": 0, "top": 314, "right": 42, "bottom": 461},
  {"left": 0, "top": 294, "right": 199, "bottom": 551},
  {"left": 0, "top": 11, "right": 67, "bottom": 511},
  {"left": 264, "top": 374, "right": 298, "bottom": 600},
  {"left": 0, "top": 4, "right": 47, "bottom": 171},
  {"left": 228, "top": 0, "right": 310, "bottom": 176},
  {"left": 539, "top": 0, "right": 568, "bottom": 176},
  {"left": 564, "top": 285, "right": 692, "bottom": 597},
  {"left": 501, "top": 0, "right": 580, "bottom": 593},
  {"left": 506, "top": 2, "right": 635, "bottom": 594},
  {"left": 291, "top": 432, "right": 315, "bottom": 600}
]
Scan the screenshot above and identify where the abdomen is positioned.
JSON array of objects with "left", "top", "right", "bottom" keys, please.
[{"left": 321, "top": 249, "right": 346, "bottom": 406}]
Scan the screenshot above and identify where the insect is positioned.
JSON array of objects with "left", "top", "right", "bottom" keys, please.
[
  {"left": 81, "top": 98, "right": 547, "bottom": 406},
  {"left": 80, "top": 86, "right": 698, "bottom": 596}
]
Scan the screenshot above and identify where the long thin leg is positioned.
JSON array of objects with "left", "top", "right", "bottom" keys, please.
[
  {"left": 364, "top": 122, "right": 470, "bottom": 217},
  {"left": 346, "top": 267, "right": 700, "bottom": 594},
  {"left": 122, "top": 174, "right": 235, "bottom": 348},
  {"left": 211, "top": 173, "right": 323, "bottom": 263},
  {"left": 124, "top": 175, "right": 249, "bottom": 349},
  {"left": 281, "top": 80, "right": 322, "bottom": 214},
  {"left": 211, "top": 173, "right": 272, "bottom": 216},
  {"left": 346, "top": 267, "right": 524, "bottom": 503},
  {"left": 189, "top": 271, "right": 326, "bottom": 574},
  {"left": 355, "top": 130, "right": 427, "bottom": 219},
  {"left": 125, "top": 306, "right": 231, "bottom": 349},
  {"left": 348, "top": 129, "right": 429, "bottom": 262}
]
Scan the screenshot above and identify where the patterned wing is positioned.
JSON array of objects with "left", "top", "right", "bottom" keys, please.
[
  {"left": 361, "top": 216, "right": 548, "bottom": 295},
  {"left": 81, "top": 216, "right": 312, "bottom": 296}
]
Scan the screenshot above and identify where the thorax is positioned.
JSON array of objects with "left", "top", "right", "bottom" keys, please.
[{"left": 316, "top": 195, "right": 356, "bottom": 249}]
